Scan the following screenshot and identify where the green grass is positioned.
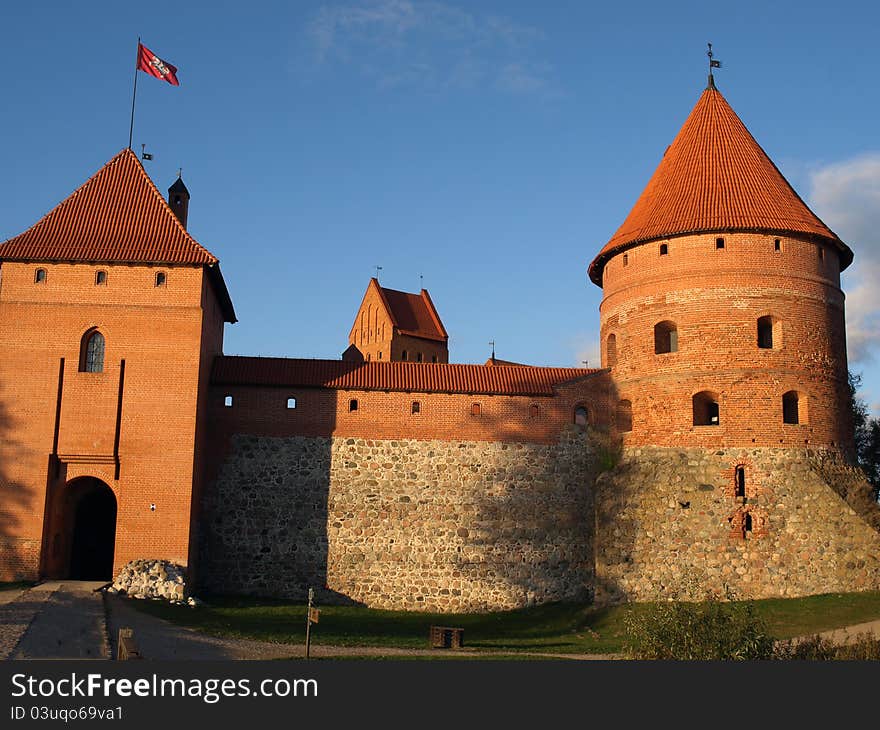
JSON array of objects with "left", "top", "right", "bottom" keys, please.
[{"left": 126, "top": 590, "right": 880, "bottom": 656}]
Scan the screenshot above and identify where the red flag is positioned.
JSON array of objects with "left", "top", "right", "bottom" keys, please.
[{"left": 137, "top": 43, "right": 180, "bottom": 86}]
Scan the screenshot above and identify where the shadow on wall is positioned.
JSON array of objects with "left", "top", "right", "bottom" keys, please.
[{"left": 0, "top": 385, "right": 37, "bottom": 581}]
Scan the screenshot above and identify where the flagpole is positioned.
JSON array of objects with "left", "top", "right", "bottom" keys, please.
[{"left": 128, "top": 37, "right": 141, "bottom": 150}]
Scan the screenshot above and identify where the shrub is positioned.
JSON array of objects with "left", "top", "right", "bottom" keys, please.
[
  {"left": 774, "top": 633, "right": 880, "bottom": 660},
  {"left": 624, "top": 599, "right": 775, "bottom": 660}
]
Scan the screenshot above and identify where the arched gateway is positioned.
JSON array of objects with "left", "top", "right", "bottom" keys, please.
[{"left": 63, "top": 478, "right": 117, "bottom": 581}]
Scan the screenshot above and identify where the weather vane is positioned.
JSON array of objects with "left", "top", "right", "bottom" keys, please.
[
  {"left": 375, "top": 265, "right": 383, "bottom": 280},
  {"left": 707, "top": 43, "right": 721, "bottom": 88}
]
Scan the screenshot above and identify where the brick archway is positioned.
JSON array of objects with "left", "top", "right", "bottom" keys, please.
[{"left": 62, "top": 477, "right": 118, "bottom": 580}]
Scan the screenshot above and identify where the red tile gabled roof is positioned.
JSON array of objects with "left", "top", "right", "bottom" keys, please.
[
  {"left": 373, "top": 279, "right": 448, "bottom": 342},
  {"left": 0, "top": 148, "right": 219, "bottom": 265},
  {"left": 212, "top": 356, "right": 599, "bottom": 396},
  {"left": 588, "top": 85, "right": 852, "bottom": 285}
]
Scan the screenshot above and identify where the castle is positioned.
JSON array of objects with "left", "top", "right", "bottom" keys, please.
[{"left": 2, "top": 77, "right": 879, "bottom": 611}]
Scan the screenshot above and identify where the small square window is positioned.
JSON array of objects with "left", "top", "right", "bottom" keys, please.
[
  {"left": 35, "top": 268, "right": 47, "bottom": 284},
  {"left": 660, "top": 244, "right": 668, "bottom": 256},
  {"left": 470, "top": 403, "right": 481, "bottom": 416},
  {"left": 349, "top": 399, "right": 358, "bottom": 412},
  {"left": 411, "top": 401, "right": 421, "bottom": 415},
  {"left": 96, "top": 270, "right": 107, "bottom": 285},
  {"left": 223, "top": 395, "right": 233, "bottom": 407},
  {"left": 715, "top": 237, "right": 725, "bottom": 250},
  {"left": 156, "top": 272, "right": 167, "bottom": 287},
  {"left": 286, "top": 398, "right": 297, "bottom": 409}
]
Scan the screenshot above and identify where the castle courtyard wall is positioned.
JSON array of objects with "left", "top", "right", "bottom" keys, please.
[{"left": 200, "top": 430, "right": 598, "bottom": 611}]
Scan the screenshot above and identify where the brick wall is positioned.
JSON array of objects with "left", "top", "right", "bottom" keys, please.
[
  {"left": 0, "top": 260, "right": 219, "bottom": 580},
  {"left": 598, "top": 232, "right": 850, "bottom": 448}
]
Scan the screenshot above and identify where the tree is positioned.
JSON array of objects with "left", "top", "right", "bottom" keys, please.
[{"left": 849, "top": 371, "right": 880, "bottom": 500}]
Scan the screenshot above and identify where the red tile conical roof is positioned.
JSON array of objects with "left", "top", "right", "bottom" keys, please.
[
  {"left": 0, "top": 148, "right": 218, "bottom": 265},
  {"left": 588, "top": 85, "right": 852, "bottom": 285}
]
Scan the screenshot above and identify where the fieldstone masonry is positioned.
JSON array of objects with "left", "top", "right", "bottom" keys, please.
[
  {"left": 201, "top": 430, "right": 598, "bottom": 611},
  {"left": 595, "top": 447, "right": 880, "bottom": 604}
]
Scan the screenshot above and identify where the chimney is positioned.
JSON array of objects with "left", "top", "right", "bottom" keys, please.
[{"left": 167, "top": 175, "right": 190, "bottom": 229}]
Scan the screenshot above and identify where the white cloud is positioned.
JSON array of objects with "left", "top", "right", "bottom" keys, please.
[
  {"left": 809, "top": 153, "right": 880, "bottom": 366},
  {"left": 305, "top": 0, "right": 554, "bottom": 94}
]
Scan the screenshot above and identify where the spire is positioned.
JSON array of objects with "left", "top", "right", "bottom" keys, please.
[
  {"left": 706, "top": 42, "right": 720, "bottom": 90},
  {"left": 589, "top": 84, "right": 852, "bottom": 285}
]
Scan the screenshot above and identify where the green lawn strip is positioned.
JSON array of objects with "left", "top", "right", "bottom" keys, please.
[{"left": 125, "top": 590, "right": 880, "bottom": 655}]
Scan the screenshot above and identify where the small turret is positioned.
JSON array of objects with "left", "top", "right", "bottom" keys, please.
[{"left": 168, "top": 175, "right": 190, "bottom": 229}]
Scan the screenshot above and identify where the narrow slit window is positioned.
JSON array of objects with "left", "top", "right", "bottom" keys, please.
[
  {"left": 378, "top": 352, "right": 383, "bottom": 360},
  {"left": 417, "top": 352, "right": 423, "bottom": 363},
  {"left": 286, "top": 398, "right": 297, "bottom": 409},
  {"left": 623, "top": 254, "right": 629, "bottom": 266},
  {"left": 401, "top": 350, "right": 408, "bottom": 361},
  {"left": 431, "top": 355, "right": 438, "bottom": 363},
  {"left": 735, "top": 467, "right": 746, "bottom": 498},
  {"left": 757, "top": 316, "right": 780, "bottom": 349},
  {"left": 774, "top": 239, "right": 781, "bottom": 252},
  {"left": 782, "top": 391, "right": 802, "bottom": 424},
  {"left": 744, "top": 513, "right": 753, "bottom": 534}
]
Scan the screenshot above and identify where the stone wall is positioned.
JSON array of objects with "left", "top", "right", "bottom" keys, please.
[
  {"left": 200, "top": 429, "right": 598, "bottom": 612},
  {"left": 595, "top": 446, "right": 880, "bottom": 604}
]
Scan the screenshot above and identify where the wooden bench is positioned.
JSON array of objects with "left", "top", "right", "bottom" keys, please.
[
  {"left": 429, "top": 625, "right": 464, "bottom": 649},
  {"left": 117, "top": 628, "right": 142, "bottom": 660}
]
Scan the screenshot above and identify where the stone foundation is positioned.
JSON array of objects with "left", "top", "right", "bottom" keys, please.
[
  {"left": 201, "top": 430, "right": 598, "bottom": 611},
  {"left": 595, "top": 447, "right": 880, "bottom": 604}
]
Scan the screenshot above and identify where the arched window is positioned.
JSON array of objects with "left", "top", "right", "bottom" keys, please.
[
  {"left": 286, "top": 398, "right": 297, "bottom": 409},
  {"left": 155, "top": 271, "right": 167, "bottom": 287},
  {"left": 654, "top": 321, "right": 678, "bottom": 354},
  {"left": 95, "top": 270, "right": 107, "bottom": 285},
  {"left": 470, "top": 403, "right": 481, "bottom": 416},
  {"left": 757, "top": 316, "right": 780, "bottom": 349},
  {"left": 574, "top": 406, "right": 589, "bottom": 428},
  {"left": 349, "top": 399, "right": 359, "bottom": 412},
  {"left": 35, "top": 268, "right": 47, "bottom": 284},
  {"left": 530, "top": 404, "right": 539, "bottom": 418},
  {"left": 606, "top": 333, "right": 617, "bottom": 367},
  {"left": 617, "top": 400, "right": 633, "bottom": 432},
  {"left": 693, "top": 391, "right": 719, "bottom": 426},
  {"left": 80, "top": 329, "right": 105, "bottom": 373},
  {"left": 782, "top": 391, "right": 807, "bottom": 424},
  {"left": 734, "top": 466, "right": 746, "bottom": 498}
]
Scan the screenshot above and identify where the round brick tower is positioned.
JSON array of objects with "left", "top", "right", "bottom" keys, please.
[{"left": 589, "top": 78, "right": 854, "bottom": 450}]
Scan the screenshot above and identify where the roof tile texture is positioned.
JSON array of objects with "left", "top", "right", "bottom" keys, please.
[
  {"left": 377, "top": 282, "right": 448, "bottom": 341},
  {"left": 589, "top": 86, "right": 851, "bottom": 284},
  {"left": 213, "top": 356, "right": 597, "bottom": 396},
  {"left": 0, "top": 148, "right": 218, "bottom": 265}
]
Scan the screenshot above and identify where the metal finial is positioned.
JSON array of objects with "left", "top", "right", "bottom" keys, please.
[
  {"left": 419, "top": 273, "right": 424, "bottom": 289},
  {"left": 177, "top": 167, "right": 183, "bottom": 178},
  {"left": 375, "top": 265, "right": 383, "bottom": 280},
  {"left": 707, "top": 42, "right": 721, "bottom": 89},
  {"left": 489, "top": 340, "right": 496, "bottom": 359}
]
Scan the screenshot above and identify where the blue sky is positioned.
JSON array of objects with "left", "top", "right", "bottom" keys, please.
[{"left": 2, "top": 1, "right": 878, "bottom": 413}]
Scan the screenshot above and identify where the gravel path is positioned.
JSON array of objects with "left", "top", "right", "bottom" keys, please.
[{"left": 8, "top": 582, "right": 109, "bottom": 659}]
